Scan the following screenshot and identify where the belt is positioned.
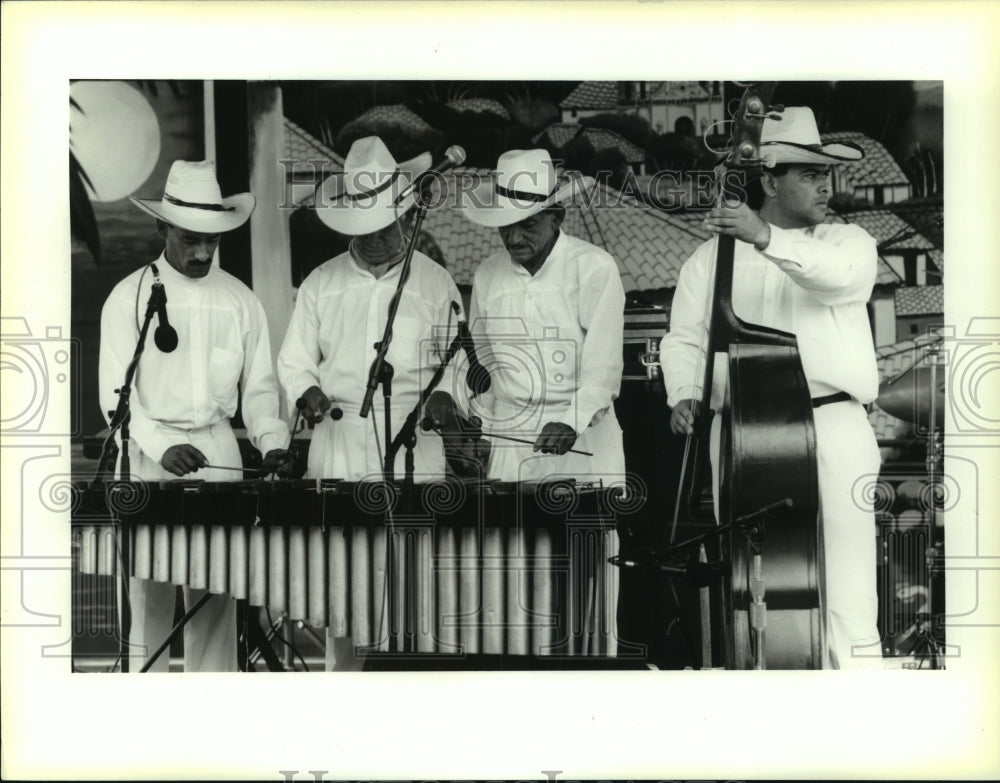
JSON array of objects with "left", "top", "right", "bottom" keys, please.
[{"left": 811, "top": 391, "right": 854, "bottom": 408}]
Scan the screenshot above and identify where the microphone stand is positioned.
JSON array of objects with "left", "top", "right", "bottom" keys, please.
[
  {"left": 911, "top": 341, "right": 945, "bottom": 668},
  {"left": 94, "top": 281, "right": 165, "bottom": 486},
  {"left": 387, "top": 320, "right": 465, "bottom": 495},
  {"left": 91, "top": 277, "right": 164, "bottom": 673},
  {"left": 359, "top": 184, "right": 435, "bottom": 484}
]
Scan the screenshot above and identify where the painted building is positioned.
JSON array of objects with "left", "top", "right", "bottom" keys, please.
[{"left": 560, "top": 80, "right": 725, "bottom": 136}]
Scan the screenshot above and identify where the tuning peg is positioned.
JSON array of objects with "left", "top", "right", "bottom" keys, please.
[{"left": 737, "top": 140, "right": 758, "bottom": 160}]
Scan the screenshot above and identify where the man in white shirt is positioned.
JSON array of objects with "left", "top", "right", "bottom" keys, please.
[
  {"left": 660, "top": 107, "right": 884, "bottom": 669},
  {"left": 277, "top": 136, "right": 465, "bottom": 668},
  {"left": 100, "top": 160, "right": 291, "bottom": 672},
  {"left": 460, "top": 149, "right": 626, "bottom": 483}
]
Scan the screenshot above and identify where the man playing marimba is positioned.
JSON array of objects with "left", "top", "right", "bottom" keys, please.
[
  {"left": 277, "top": 136, "right": 466, "bottom": 669},
  {"left": 99, "top": 160, "right": 291, "bottom": 672},
  {"left": 460, "top": 149, "right": 627, "bottom": 483}
]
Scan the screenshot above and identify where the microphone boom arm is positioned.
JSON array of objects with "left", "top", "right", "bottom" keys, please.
[{"left": 387, "top": 317, "right": 466, "bottom": 487}]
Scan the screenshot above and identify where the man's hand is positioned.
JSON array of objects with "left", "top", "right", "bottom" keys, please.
[
  {"left": 424, "top": 391, "right": 459, "bottom": 433},
  {"left": 670, "top": 398, "right": 701, "bottom": 436},
  {"left": 534, "top": 422, "right": 578, "bottom": 456},
  {"left": 299, "top": 385, "right": 331, "bottom": 424},
  {"left": 262, "top": 448, "right": 295, "bottom": 479},
  {"left": 703, "top": 203, "right": 771, "bottom": 249},
  {"left": 160, "top": 444, "right": 208, "bottom": 477}
]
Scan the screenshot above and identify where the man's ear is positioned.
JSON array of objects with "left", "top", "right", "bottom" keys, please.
[
  {"left": 155, "top": 220, "right": 169, "bottom": 240},
  {"left": 760, "top": 170, "right": 779, "bottom": 199}
]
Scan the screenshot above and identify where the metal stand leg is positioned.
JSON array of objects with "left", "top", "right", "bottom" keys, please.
[
  {"left": 238, "top": 600, "right": 284, "bottom": 672},
  {"left": 749, "top": 550, "right": 767, "bottom": 670},
  {"left": 139, "top": 591, "right": 212, "bottom": 672}
]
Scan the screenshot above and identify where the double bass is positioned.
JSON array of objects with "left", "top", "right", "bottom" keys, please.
[{"left": 676, "top": 84, "right": 823, "bottom": 669}]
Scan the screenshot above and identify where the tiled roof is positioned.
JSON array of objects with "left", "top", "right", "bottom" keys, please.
[
  {"left": 341, "top": 104, "right": 433, "bottom": 135},
  {"left": 647, "top": 81, "right": 716, "bottom": 102},
  {"left": 447, "top": 98, "right": 510, "bottom": 120},
  {"left": 283, "top": 117, "right": 344, "bottom": 171},
  {"left": 840, "top": 208, "right": 936, "bottom": 251},
  {"left": 533, "top": 123, "right": 581, "bottom": 149},
  {"left": 894, "top": 284, "right": 943, "bottom": 317},
  {"left": 419, "top": 169, "right": 708, "bottom": 291},
  {"left": 823, "top": 131, "right": 910, "bottom": 188},
  {"left": 534, "top": 124, "right": 645, "bottom": 163},
  {"left": 565, "top": 190, "right": 707, "bottom": 291},
  {"left": 890, "top": 202, "right": 944, "bottom": 249},
  {"left": 560, "top": 82, "right": 618, "bottom": 110},
  {"left": 869, "top": 404, "right": 909, "bottom": 446},
  {"left": 419, "top": 213, "right": 502, "bottom": 287}
]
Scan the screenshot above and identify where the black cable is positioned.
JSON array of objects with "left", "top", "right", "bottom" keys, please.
[
  {"left": 133, "top": 263, "right": 153, "bottom": 333},
  {"left": 263, "top": 607, "right": 309, "bottom": 672}
]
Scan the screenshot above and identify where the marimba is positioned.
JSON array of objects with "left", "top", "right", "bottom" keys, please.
[{"left": 72, "top": 479, "right": 628, "bottom": 658}]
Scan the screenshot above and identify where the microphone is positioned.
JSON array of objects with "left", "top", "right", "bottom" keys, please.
[
  {"left": 453, "top": 301, "right": 491, "bottom": 394},
  {"left": 295, "top": 395, "right": 343, "bottom": 421},
  {"left": 150, "top": 264, "right": 178, "bottom": 353},
  {"left": 396, "top": 145, "right": 466, "bottom": 203}
]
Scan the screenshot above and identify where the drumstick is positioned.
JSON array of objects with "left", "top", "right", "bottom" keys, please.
[
  {"left": 202, "top": 464, "right": 267, "bottom": 475},
  {"left": 479, "top": 431, "right": 594, "bottom": 457},
  {"left": 421, "top": 418, "right": 594, "bottom": 457}
]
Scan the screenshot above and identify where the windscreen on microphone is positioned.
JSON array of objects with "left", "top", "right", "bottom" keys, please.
[
  {"left": 149, "top": 264, "right": 179, "bottom": 353},
  {"left": 397, "top": 145, "right": 467, "bottom": 204},
  {"left": 442, "top": 145, "right": 466, "bottom": 168},
  {"left": 151, "top": 289, "right": 178, "bottom": 353},
  {"left": 154, "top": 324, "right": 179, "bottom": 353},
  {"left": 453, "top": 304, "right": 491, "bottom": 395}
]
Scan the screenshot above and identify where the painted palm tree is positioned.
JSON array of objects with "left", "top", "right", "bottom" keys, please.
[{"left": 70, "top": 93, "right": 101, "bottom": 264}]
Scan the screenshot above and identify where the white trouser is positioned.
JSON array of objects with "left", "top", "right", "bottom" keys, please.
[
  {"left": 119, "top": 420, "right": 240, "bottom": 672},
  {"left": 307, "top": 401, "right": 446, "bottom": 482},
  {"left": 711, "top": 400, "right": 883, "bottom": 670}
]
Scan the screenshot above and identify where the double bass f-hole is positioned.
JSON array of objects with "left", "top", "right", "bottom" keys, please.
[{"left": 667, "top": 83, "right": 824, "bottom": 670}]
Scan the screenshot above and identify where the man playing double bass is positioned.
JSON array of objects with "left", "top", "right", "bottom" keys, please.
[{"left": 660, "top": 107, "right": 884, "bottom": 669}]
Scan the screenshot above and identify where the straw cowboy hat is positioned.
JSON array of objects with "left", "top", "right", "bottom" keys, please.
[
  {"left": 130, "top": 160, "right": 255, "bottom": 233},
  {"left": 315, "top": 136, "right": 432, "bottom": 236},
  {"left": 461, "top": 149, "right": 594, "bottom": 228},
  {"left": 759, "top": 107, "right": 865, "bottom": 168}
]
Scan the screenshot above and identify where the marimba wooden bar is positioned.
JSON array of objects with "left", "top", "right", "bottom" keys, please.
[{"left": 72, "top": 479, "right": 624, "bottom": 658}]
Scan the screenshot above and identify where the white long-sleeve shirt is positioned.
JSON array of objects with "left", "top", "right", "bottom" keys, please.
[
  {"left": 98, "top": 254, "right": 289, "bottom": 463},
  {"left": 660, "top": 222, "right": 879, "bottom": 411},
  {"left": 470, "top": 230, "right": 626, "bottom": 480},
  {"left": 276, "top": 251, "right": 463, "bottom": 479}
]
